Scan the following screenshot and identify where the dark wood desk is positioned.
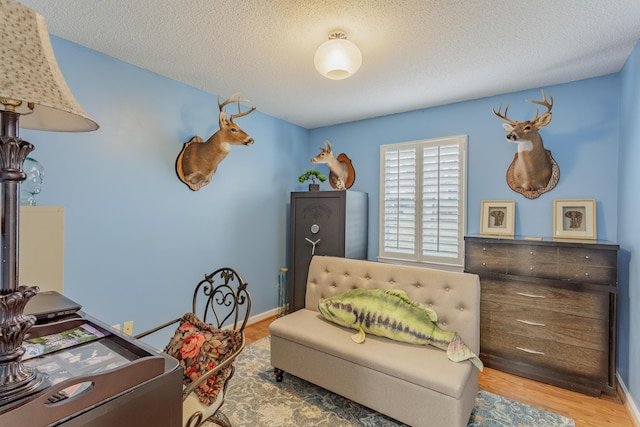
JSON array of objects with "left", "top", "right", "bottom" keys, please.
[{"left": 0, "top": 313, "right": 182, "bottom": 426}]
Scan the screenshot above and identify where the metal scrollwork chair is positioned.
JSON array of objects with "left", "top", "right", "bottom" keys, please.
[{"left": 135, "top": 267, "right": 251, "bottom": 427}]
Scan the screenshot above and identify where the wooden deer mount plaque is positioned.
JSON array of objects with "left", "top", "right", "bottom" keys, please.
[
  {"left": 176, "top": 93, "right": 255, "bottom": 191},
  {"left": 311, "top": 141, "right": 356, "bottom": 191},
  {"left": 493, "top": 90, "right": 559, "bottom": 199}
]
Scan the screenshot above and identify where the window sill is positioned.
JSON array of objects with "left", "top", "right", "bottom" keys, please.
[{"left": 376, "top": 256, "right": 464, "bottom": 273}]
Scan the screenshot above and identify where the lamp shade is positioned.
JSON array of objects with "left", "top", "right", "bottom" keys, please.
[
  {"left": 0, "top": 0, "right": 98, "bottom": 132},
  {"left": 314, "top": 32, "right": 362, "bottom": 80}
]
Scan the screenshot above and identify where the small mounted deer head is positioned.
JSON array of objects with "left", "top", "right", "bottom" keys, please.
[
  {"left": 492, "top": 90, "right": 559, "bottom": 199},
  {"left": 176, "top": 93, "right": 255, "bottom": 191},
  {"left": 311, "top": 140, "right": 355, "bottom": 190}
]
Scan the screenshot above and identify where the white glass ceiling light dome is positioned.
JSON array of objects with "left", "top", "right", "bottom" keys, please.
[{"left": 314, "top": 31, "right": 362, "bottom": 80}]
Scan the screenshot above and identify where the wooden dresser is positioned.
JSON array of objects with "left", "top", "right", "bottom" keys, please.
[{"left": 464, "top": 235, "right": 619, "bottom": 396}]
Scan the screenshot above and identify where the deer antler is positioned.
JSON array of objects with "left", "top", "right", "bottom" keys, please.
[
  {"left": 492, "top": 104, "right": 516, "bottom": 124},
  {"left": 527, "top": 89, "right": 553, "bottom": 119},
  {"left": 230, "top": 102, "right": 256, "bottom": 122},
  {"left": 218, "top": 92, "right": 242, "bottom": 110},
  {"left": 217, "top": 92, "right": 256, "bottom": 122}
]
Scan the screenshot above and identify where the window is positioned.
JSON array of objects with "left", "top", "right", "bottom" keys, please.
[{"left": 379, "top": 135, "right": 467, "bottom": 268}]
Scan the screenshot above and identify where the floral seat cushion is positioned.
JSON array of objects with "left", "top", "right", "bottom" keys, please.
[{"left": 164, "top": 312, "right": 242, "bottom": 405}]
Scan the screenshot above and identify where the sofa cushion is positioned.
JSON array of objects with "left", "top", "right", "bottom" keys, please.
[{"left": 270, "top": 309, "right": 474, "bottom": 400}]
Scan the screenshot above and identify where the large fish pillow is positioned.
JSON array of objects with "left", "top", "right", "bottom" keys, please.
[{"left": 318, "top": 288, "right": 483, "bottom": 371}]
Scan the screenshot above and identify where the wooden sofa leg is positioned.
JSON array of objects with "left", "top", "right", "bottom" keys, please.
[{"left": 274, "top": 368, "right": 284, "bottom": 382}]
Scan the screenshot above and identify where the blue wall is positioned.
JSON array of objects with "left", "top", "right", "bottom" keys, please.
[
  {"left": 309, "top": 76, "right": 620, "bottom": 257},
  {"left": 21, "top": 36, "right": 638, "bottom": 412},
  {"left": 21, "top": 38, "right": 309, "bottom": 345},
  {"left": 618, "top": 40, "right": 640, "bottom": 414}
]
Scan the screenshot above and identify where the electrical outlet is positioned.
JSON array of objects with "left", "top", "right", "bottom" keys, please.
[{"left": 122, "top": 320, "right": 133, "bottom": 336}]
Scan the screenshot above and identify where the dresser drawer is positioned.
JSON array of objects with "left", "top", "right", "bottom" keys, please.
[
  {"left": 507, "top": 245, "right": 557, "bottom": 279},
  {"left": 560, "top": 264, "right": 617, "bottom": 284},
  {"left": 508, "top": 262, "right": 558, "bottom": 280},
  {"left": 481, "top": 279, "right": 609, "bottom": 320},
  {"left": 465, "top": 240, "right": 508, "bottom": 258},
  {"left": 465, "top": 255, "right": 507, "bottom": 274},
  {"left": 481, "top": 300, "right": 609, "bottom": 351},
  {"left": 558, "top": 247, "right": 617, "bottom": 267},
  {"left": 508, "top": 244, "right": 557, "bottom": 263},
  {"left": 465, "top": 240, "right": 508, "bottom": 274},
  {"left": 481, "top": 330, "right": 608, "bottom": 381}
]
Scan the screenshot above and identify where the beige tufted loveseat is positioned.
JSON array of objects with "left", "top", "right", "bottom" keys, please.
[{"left": 269, "top": 255, "right": 481, "bottom": 427}]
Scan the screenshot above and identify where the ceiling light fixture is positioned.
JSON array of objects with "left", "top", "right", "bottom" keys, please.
[{"left": 314, "top": 30, "right": 362, "bottom": 80}]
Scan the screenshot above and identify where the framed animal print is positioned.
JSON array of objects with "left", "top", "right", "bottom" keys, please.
[
  {"left": 553, "top": 199, "right": 597, "bottom": 240},
  {"left": 480, "top": 200, "right": 515, "bottom": 236}
]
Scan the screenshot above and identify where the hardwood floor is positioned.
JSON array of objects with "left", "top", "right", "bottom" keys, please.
[
  {"left": 245, "top": 316, "right": 637, "bottom": 427},
  {"left": 244, "top": 316, "right": 273, "bottom": 345}
]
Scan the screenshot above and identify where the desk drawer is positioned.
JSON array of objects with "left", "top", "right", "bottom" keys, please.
[{"left": 481, "top": 279, "right": 608, "bottom": 320}]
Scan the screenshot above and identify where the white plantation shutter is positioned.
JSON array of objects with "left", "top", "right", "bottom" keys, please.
[
  {"left": 380, "top": 136, "right": 466, "bottom": 267},
  {"left": 382, "top": 147, "right": 416, "bottom": 254}
]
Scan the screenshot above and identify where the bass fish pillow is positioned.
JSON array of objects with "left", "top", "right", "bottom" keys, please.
[{"left": 317, "top": 288, "right": 483, "bottom": 371}]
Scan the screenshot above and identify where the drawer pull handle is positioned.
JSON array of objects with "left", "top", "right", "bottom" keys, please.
[
  {"left": 517, "top": 319, "right": 546, "bottom": 327},
  {"left": 516, "top": 292, "right": 546, "bottom": 299},
  {"left": 516, "top": 347, "right": 545, "bottom": 355},
  {"left": 584, "top": 272, "right": 589, "bottom": 276}
]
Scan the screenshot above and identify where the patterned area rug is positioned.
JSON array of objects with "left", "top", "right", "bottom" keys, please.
[{"left": 215, "top": 337, "right": 575, "bottom": 427}]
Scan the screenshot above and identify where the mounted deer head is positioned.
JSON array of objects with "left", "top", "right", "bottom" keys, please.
[
  {"left": 492, "top": 90, "right": 559, "bottom": 199},
  {"left": 311, "top": 140, "right": 355, "bottom": 190},
  {"left": 176, "top": 93, "right": 256, "bottom": 191}
]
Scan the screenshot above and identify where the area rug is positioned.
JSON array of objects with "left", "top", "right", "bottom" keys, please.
[{"left": 215, "top": 337, "right": 575, "bottom": 427}]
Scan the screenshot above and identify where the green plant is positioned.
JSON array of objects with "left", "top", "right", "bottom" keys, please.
[{"left": 298, "top": 169, "right": 327, "bottom": 185}]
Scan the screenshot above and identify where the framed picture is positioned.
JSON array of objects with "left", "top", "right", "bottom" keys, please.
[
  {"left": 480, "top": 200, "right": 515, "bottom": 236},
  {"left": 552, "top": 199, "right": 597, "bottom": 240}
]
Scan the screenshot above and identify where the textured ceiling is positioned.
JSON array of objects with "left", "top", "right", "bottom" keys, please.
[{"left": 18, "top": 0, "right": 640, "bottom": 129}]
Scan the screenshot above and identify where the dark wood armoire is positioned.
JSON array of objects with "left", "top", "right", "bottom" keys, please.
[{"left": 288, "top": 191, "right": 368, "bottom": 312}]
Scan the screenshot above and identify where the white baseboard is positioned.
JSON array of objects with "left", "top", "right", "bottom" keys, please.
[
  {"left": 618, "top": 372, "right": 640, "bottom": 427},
  {"left": 220, "top": 308, "right": 279, "bottom": 332},
  {"left": 247, "top": 308, "right": 279, "bottom": 327}
]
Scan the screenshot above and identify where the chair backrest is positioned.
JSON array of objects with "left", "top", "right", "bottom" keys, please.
[{"left": 192, "top": 267, "right": 251, "bottom": 334}]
